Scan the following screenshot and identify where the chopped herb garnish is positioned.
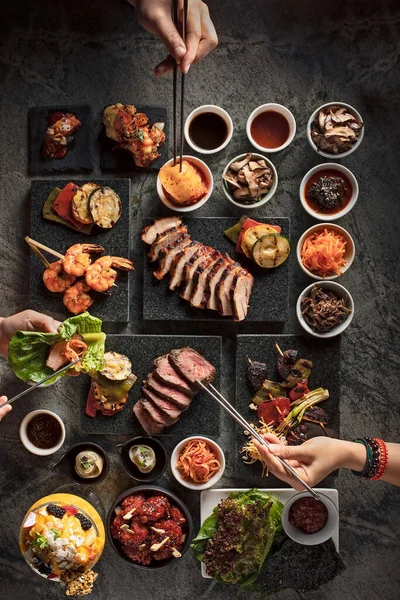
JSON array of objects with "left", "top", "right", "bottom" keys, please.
[
  {"left": 32, "top": 532, "right": 49, "bottom": 550},
  {"left": 50, "top": 529, "right": 61, "bottom": 540}
]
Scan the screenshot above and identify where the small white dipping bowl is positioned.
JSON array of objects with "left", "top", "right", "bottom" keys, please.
[
  {"left": 296, "top": 280, "right": 354, "bottom": 338},
  {"left": 297, "top": 222, "right": 355, "bottom": 280},
  {"left": 20, "top": 409, "right": 65, "bottom": 456},
  {"left": 222, "top": 152, "right": 278, "bottom": 209},
  {"left": 299, "top": 163, "right": 359, "bottom": 221},
  {"left": 184, "top": 105, "right": 233, "bottom": 155},
  {"left": 307, "top": 102, "right": 364, "bottom": 159},
  {"left": 246, "top": 103, "right": 296, "bottom": 153},
  {"left": 170, "top": 436, "right": 225, "bottom": 491},
  {"left": 282, "top": 491, "right": 339, "bottom": 546},
  {"left": 156, "top": 155, "right": 213, "bottom": 213}
]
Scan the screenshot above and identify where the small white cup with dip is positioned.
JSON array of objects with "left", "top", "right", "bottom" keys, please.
[
  {"left": 247, "top": 103, "right": 296, "bottom": 153},
  {"left": 184, "top": 105, "right": 233, "bottom": 154},
  {"left": 20, "top": 409, "right": 65, "bottom": 456}
]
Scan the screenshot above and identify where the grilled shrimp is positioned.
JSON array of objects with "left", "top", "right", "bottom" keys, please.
[
  {"left": 43, "top": 260, "right": 76, "bottom": 292},
  {"left": 63, "top": 243, "right": 104, "bottom": 276},
  {"left": 63, "top": 281, "right": 93, "bottom": 315},
  {"left": 85, "top": 256, "right": 134, "bottom": 292}
]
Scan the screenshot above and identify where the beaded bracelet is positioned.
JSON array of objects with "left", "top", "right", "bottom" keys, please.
[
  {"left": 352, "top": 437, "right": 389, "bottom": 480},
  {"left": 351, "top": 438, "right": 373, "bottom": 477},
  {"left": 372, "top": 438, "right": 389, "bottom": 480}
]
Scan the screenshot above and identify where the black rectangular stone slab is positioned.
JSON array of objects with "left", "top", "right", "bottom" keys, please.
[
  {"left": 100, "top": 105, "right": 169, "bottom": 172},
  {"left": 234, "top": 334, "right": 341, "bottom": 483},
  {"left": 28, "top": 105, "right": 94, "bottom": 174},
  {"left": 29, "top": 178, "right": 131, "bottom": 322},
  {"left": 78, "top": 334, "right": 222, "bottom": 435},
  {"left": 143, "top": 217, "right": 290, "bottom": 322}
]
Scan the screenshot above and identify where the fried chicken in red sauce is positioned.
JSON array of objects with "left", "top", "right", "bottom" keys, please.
[
  {"left": 139, "top": 495, "right": 170, "bottom": 523},
  {"left": 42, "top": 112, "right": 81, "bottom": 159}
]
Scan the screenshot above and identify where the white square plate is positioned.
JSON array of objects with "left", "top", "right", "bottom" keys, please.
[{"left": 199, "top": 487, "right": 339, "bottom": 579}]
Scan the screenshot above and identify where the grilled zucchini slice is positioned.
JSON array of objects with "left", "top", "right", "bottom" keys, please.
[
  {"left": 252, "top": 234, "right": 290, "bottom": 268},
  {"left": 71, "top": 188, "right": 94, "bottom": 225},
  {"left": 100, "top": 351, "right": 132, "bottom": 381},
  {"left": 89, "top": 187, "right": 121, "bottom": 229},
  {"left": 241, "top": 225, "right": 279, "bottom": 258}
]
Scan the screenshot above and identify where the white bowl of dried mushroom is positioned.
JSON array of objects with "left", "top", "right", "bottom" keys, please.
[
  {"left": 296, "top": 281, "right": 354, "bottom": 338},
  {"left": 222, "top": 152, "right": 278, "bottom": 209},
  {"left": 307, "top": 102, "right": 364, "bottom": 159}
]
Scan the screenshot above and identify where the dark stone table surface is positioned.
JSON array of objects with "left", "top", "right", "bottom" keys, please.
[{"left": 0, "top": 1, "right": 399, "bottom": 599}]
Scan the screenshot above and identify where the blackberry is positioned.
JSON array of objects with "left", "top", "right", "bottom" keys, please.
[
  {"left": 75, "top": 513, "right": 92, "bottom": 531},
  {"left": 46, "top": 504, "right": 66, "bottom": 518}
]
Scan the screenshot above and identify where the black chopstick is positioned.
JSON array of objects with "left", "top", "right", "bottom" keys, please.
[
  {"left": 179, "top": 0, "right": 188, "bottom": 172},
  {"left": 172, "top": 0, "right": 189, "bottom": 171},
  {"left": 172, "top": 0, "right": 178, "bottom": 166}
]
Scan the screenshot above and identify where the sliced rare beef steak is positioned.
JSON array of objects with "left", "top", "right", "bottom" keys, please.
[
  {"left": 133, "top": 401, "right": 162, "bottom": 435},
  {"left": 152, "top": 354, "right": 195, "bottom": 395},
  {"left": 169, "top": 347, "right": 216, "bottom": 386},
  {"left": 145, "top": 373, "right": 192, "bottom": 410},
  {"left": 140, "top": 397, "right": 178, "bottom": 428},
  {"left": 141, "top": 216, "right": 182, "bottom": 245},
  {"left": 142, "top": 387, "right": 182, "bottom": 420}
]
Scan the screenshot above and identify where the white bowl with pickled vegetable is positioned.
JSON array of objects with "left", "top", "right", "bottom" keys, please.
[
  {"left": 297, "top": 223, "right": 355, "bottom": 280},
  {"left": 296, "top": 281, "right": 354, "bottom": 338},
  {"left": 222, "top": 153, "right": 278, "bottom": 209},
  {"left": 171, "top": 436, "right": 225, "bottom": 491}
]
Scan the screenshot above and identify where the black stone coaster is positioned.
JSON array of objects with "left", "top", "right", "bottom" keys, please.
[
  {"left": 78, "top": 334, "right": 222, "bottom": 435},
  {"left": 143, "top": 217, "right": 290, "bottom": 322},
  {"left": 29, "top": 178, "right": 131, "bottom": 322},
  {"left": 100, "top": 105, "right": 169, "bottom": 172},
  {"left": 234, "top": 334, "right": 341, "bottom": 482},
  {"left": 28, "top": 105, "right": 94, "bottom": 174}
]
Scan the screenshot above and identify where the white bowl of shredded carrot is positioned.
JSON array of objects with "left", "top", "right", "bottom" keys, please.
[
  {"left": 171, "top": 436, "right": 225, "bottom": 491},
  {"left": 296, "top": 223, "right": 355, "bottom": 280}
]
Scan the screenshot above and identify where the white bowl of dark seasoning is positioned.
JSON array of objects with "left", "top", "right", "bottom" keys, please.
[
  {"left": 299, "top": 163, "right": 359, "bottom": 221},
  {"left": 170, "top": 436, "right": 225, "bottom": 491},
  {"left": 296, "top": 281, "right": 354, "bottom": 338},
  {"left": 246, "top": 103, "right": 296, "bottom": 153},
  {"left": 282, "top": 491, "right": 339, "bottom": 546},
  {"left": 156, "top": 155, "right": 213, "bottom": 213},
  {"left": 222, "top": 152, "right": 278, "bottom": 209},
  {"left": 19, "top": 409, "right": 66, "bottom": 456},
  {"left": 307, "top": 102, "right": 364, "bottom": 159},
  {"left": 184, "top": 105, "right": 233, "bottom": 155}
]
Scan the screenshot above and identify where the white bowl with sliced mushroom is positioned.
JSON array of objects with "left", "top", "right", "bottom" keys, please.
[
  {"left": 307, "top": 102, "right": 364, "bottom": 158},
  {"left": 222, "top": 153, "right": 278, "bottom": 208}
]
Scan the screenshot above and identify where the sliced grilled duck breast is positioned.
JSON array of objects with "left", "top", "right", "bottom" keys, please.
[
  {"left": 133, "top": 400, "right": 163, "bottom": 435},
  {"left": 169, "top": 347, "right": 216, "bottom": 386},
  {"left": 180, "top": 250, "right": 214, "bottom": 301},
  {"left": 169, "top": 242, "right": 204, "bottom": 290},
  {"left": 149, "top": 225, "right": 188, "bottom": 262},
  {"left": 152, "top": 354, "right": 194, "bottom": 395},
  {"left": 217, "top": 263, "right": 242, "bottom": 316},
  {"left": 141, "top": 216, "right": 182, "bottom": 245},
  {"left": 142, "top": 387, "right": 182, "bottom": 420},
  {"left": 153, "top": 234, "right": 192, "bottom": 280},
  {"left": 190, "top": 252, "right": 222, "bottom": 309},
  {"left": 206, "top": 256, "right": 235, "bottom": 311},
  {"left": 145, "top": 373, "right": 192, "bottom": 410},
  {"left": 231, "top": 270, "right": 254, "bottom": 322}
]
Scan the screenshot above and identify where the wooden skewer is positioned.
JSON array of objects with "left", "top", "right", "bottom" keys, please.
[
  {"left": 25, "top": 236, "right": 64, "bottom": 260},
  {"left": 275, "top": 343, "right": 284, "bottom": 357},
  {"left": 27, "top": 241, "right": 51, "bottom": 269}
]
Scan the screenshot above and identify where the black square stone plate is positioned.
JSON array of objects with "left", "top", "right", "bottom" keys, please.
[
  {"left": 77, "top": 334, "right": 222, "bottom": 435},
  {"left": 234, "top": 334, "right": 341, "bottom": 483},
  {"left": 143, "top": 217, "right": 290, "bottom": 322},
  {"left": 28, "top": 105, "right": 93, "bottom": 174},
  {"left": 100, "top": 105, "right": 169, "bottom": 172},
  {"left": 29, "top": 178, "right": 131, "bottom": 323}
]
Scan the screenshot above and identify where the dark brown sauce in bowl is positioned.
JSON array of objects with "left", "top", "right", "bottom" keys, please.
[
  {"left": 26, "top": 413, "right": 62, "bottom": 449},
  {"left": 305, "top": 169, "right": 352, "bottom": 215},
  {"left": 289, "top": 497, "right": 328, "bottom": 534},
  {"left": 188, "top": 112, "right": 228, "bottom": 150},
  {"left": 250, "top": 111, "right": 290, "bottom": 149}
]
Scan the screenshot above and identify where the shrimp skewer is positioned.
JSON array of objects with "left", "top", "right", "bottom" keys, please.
[
  {"left": 63, "top": 281, "right": 94, "bottom": 315},
  {"left": 85, "top": 256, "right": 134, "bottom": 293},
  {"left": 63, "top": 243, "right": 104, "bottom": 277},
  {"left": 43, "top": 261, "right": 77, "bottom": 293}
]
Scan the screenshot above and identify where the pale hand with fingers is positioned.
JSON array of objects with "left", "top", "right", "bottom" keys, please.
[
  {"left": 0, "top": 310, "right": 61, "bottom": 357},
  {"left": 0, "top": 397, "right": 11, "bottom": 420}
]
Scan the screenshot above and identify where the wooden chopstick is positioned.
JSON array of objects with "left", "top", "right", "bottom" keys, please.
[{"left": 196, "top": 379, "right": 320, "bottom": 500}]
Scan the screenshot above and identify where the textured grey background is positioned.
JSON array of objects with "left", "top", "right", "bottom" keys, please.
[{"left": 0, "top": 1, "right": 400, "bottom": 599}]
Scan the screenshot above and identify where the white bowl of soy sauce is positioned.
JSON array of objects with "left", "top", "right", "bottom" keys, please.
[{"left": 184, "top": 105, "right": 233, "bottom": 154}]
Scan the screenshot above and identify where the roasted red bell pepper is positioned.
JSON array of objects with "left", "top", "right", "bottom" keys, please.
[
  {"left": 289, "top": 380, "right": 310, "bottom": 402},
  {"left": 52, "top": 182, "right": 85, "bottom": 229},
  {"left": 257, "top": 397, "right": 290, "bottom": 427},
  {"left": 236, "top": 218, "right": 282, "bottom": 253}
]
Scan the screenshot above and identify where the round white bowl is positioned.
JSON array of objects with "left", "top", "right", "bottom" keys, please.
[
  {"left": 296, "top": 222, "right": 355, "bottom": 280},
  {"left": 20, "top": 409, "right": 66, "bottom": 456},
  {"left": 296, "top": 280, "right": 354, "bottom": 338},
  {"left": 246, "top": 103, "right": 296, "bottom": 153},
  {"left": 184, "top": 105, "right": 233, "bottom": 155},
  {"left": 156, "top": 155, "right": 213, "bottom": 213},
  {"left": 282, "top": 491, "right": 339, "bottom": 546},
  {"left": 170, "top": 436, "right": 225, "bottom": 491},
  {"left": 307, "top": 102, "right": 365, "bottom": 159},
  {"left": 299, "top": 163, "right": 359, "bottom": 221},
  {"left": 222, "top": 152, "right": 278, "bottom": 209}
]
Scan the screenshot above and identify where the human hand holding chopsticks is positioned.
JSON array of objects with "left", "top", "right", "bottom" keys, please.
[
  {"left": 129, "top": 0, "right": 218, "bottom": 76},
  {"left": 0, "top": 310, "right": 61, "bottom": 358}
]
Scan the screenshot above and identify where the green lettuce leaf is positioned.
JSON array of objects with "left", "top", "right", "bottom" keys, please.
[{"left": 190, "top": 513, "right": 217, "bottom": 561}]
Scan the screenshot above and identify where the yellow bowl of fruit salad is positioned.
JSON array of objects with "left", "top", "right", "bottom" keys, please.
[{"left": 19, "top": 493, "right": 105, "bottom": 589}]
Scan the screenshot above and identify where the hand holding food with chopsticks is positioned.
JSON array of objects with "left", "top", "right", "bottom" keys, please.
[
  {"left": 0, "top": 310, "right": 60, "bottom": 357},
  {"left": 129, "top": 0, "right": 218, "bottom": 76}
]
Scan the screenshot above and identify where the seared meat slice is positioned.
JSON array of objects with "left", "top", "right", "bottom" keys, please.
[
  {"left": 133, "top": 400, "right": 163, "bottom": 435},
  {"left": 206, "top": 256, "right": 235, "bottom": 311},
  {"left": 145, "top": 373, "right": 192, "bottom": 410},
  {"left": 180, "top": 250, "right": 214, "bottom": 301},
  {"left": 231, "top": 270, "right": 254, "bottom": 322},
  {"left": 169, "top": 347, "right": 216, "bottom": 386},
  {"left": 149, "top": 225, "right": 188, "bottom": 262},
  {"left": 141, "top": 217, "right": 182, "bottom": 245},
  {"left": 140, "top": 397, "right": 178, "bottom": 428},
  {"left": 152, "top": 354, "right": 195, "bottom": 395},
  {"left": 190, "top": 251, "right": 222, "bottom": 309},
  {"left": 169, "top": 242, "right": 204, "bottom": 290},
  {"left": 143, "top": 387, "right": 182, "bottom": 420},
  {"left": 217, "top": 263, "right": 242, "bottom": 316},
  {"left": 153, "top": 234, "right": 192, "bottom": 280}
]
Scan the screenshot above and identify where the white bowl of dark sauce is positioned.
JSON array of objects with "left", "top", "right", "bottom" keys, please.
[
  {"left": 184, "top": 105, "right": 233, "bottom": 154},
  {"left": 247, "top": 103, "right": 296, "bottom": 153},
  {"left": 299, "top": 163, "right": 359, "bottom": 221},
  {"left": 282, "top": 491, "right": 339, "bottom": 546},
  {"left": 19, "top": 409, "right": 65, "bottom": 456}
]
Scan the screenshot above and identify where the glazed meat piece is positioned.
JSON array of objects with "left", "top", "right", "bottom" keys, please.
[
  {"left": 151, "top": 519, "right": 184, "bottom": 561},
  {"left": 180, "top": 252, "right": 214, "bottom": 301},
  {"left": 145, "top": 373, "right": 192, "bottom": 411},
  {"left": 169, "top": 243, "right": 204, "bottom": 290},
  {"left": 141, "top": 216, "right": 182, "bottom": 245},
  {"left": 169, "top": 347, "right": 216, "bottom": 386},
  {"left": 42, "top": 112, "right": 81, "bottom": 159},
  {"left": 153, "top": 235, "right": 192, "bottom": 280},
  {"left": 149, "top": 225, "right": 189, "bottom": 262},
  {"left": 231, "top": 270, "right": 254, "bottom": 322},
  {"left": 190, "top": 253, "right": 222, "bottom": 309},
  {"left": 142, "top": 387, "right": 182, "bottom": 421},
  {"left": 206, "top": 259, "right": 233, "bottom": 311},
  {"left": 121, "top": 493, "right": 146, "bottom": 515},
  {"left": 169, "top": 506, "right": 186, "bottom": 526},
  {"left": 217, "top": 263, "right": 242, "bottom": 316},
  {"left": 122, "top": 543, "right": 152, "bottom": 566},
  {"left": 152, "top": 354, "right": 194, "bottom": 395},
  {"left": 119, "top": 519, "right": 149, "bottom": 546},
  {"left": 110, "top": 514, "right": 126, "bottom": 540},
  {"left": 140, "top": 496, "right": 170, "bottom": 524}
]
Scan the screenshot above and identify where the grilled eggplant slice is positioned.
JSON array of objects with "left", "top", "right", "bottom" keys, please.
[
  {"left": 71, "top": 188, "right": 94, "bottom": 225},
  {"left": 92, "top": 372, "right": 137, "bottom": 402},
  {"left": 89, "top": 186, "right": 121, "bottom": 229},
  {"left": 241, "top": 225, "right": 279, "bottom": 258},
  {"left": 100, "top": 351, "right": 132, "bottom": 381},
  {"left": 252, "top": 234, "right": 290, "bottom": 268}
]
